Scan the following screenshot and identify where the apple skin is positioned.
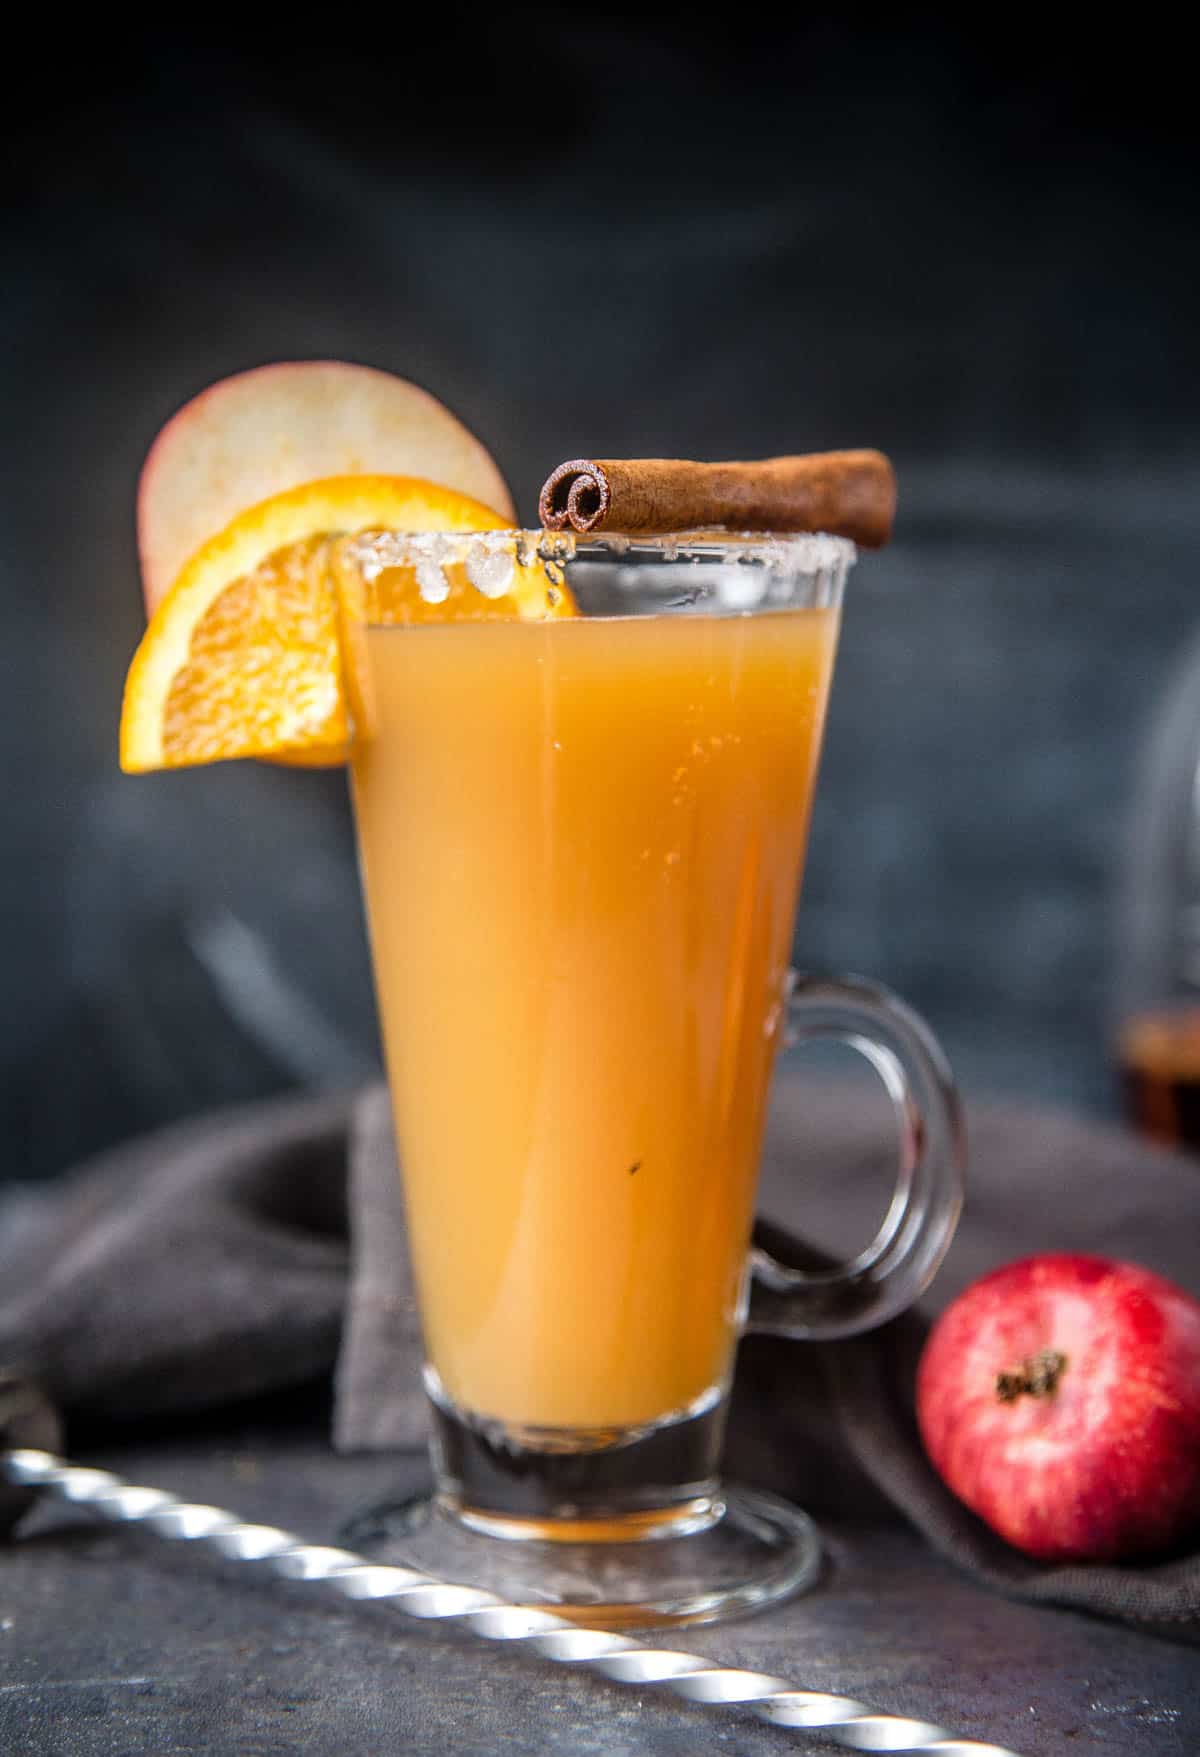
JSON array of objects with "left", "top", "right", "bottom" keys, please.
[
  {"left": 137, "top": 361, "right": 515, "bottom": 613},
  {"left": 916, "top": 1253, "right": 1200, "bottom": 1562}
]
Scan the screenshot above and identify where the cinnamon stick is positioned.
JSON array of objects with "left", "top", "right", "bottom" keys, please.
[{"left": 538, "top": 450, "right": 896, "bottom": 547}]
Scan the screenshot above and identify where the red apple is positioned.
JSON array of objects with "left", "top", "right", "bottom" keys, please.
[
  {"left": 917, "top": 1253, "right": 1200, "bottom": 1562},
  {"left": 137, "top": 361, "right": 515, "bottom": 612}
]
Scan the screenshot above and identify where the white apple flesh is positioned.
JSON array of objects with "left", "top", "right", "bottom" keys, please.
[{"left": 137, "top": 361, "right": 515, "bottom": 612}]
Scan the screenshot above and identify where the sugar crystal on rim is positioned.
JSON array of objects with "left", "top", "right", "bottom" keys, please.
[
  {"left": 465, "top": 539, "right": 516, "bottom": 600},
  {"left": 415, "top": 556, "right": 450, "bottom": 604}
]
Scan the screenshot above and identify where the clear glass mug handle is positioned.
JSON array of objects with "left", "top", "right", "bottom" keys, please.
[{"left": 747, "top": 972, "right": 966, "bottom": 1339}]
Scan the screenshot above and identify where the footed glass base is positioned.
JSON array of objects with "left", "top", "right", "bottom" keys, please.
[{"left": 341, "top": 1485, "right": 821, "bottom": 1630}]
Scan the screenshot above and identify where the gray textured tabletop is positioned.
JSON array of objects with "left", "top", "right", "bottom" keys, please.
[{"left": 1, "top": 1425, "right": 1196, "bottom": 1756}]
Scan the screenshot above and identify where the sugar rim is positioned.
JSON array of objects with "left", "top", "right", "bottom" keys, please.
[{"left": 349, "top": 527, "right": 857, "bottom": 580}]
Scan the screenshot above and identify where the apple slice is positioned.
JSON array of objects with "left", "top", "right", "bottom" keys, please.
[{"left": 138, "top": 361, "right": 515, "bottom": 612}]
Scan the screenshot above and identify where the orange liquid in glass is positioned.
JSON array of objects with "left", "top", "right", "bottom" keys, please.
[{"left": 350, "top": 608, "right": 838, "bottom": 1429}]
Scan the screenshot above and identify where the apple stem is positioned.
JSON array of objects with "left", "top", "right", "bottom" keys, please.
[{"left": 995, "top": 1347, "right": 1068, "bottom": 1403}]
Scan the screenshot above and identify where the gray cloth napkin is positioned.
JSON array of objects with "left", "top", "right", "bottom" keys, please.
[{"left": 2, "top": 1075, "right": 1199, "bottom": 1629}]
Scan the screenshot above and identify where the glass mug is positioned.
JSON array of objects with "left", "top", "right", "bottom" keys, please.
[{"left": 343, "top": 528, "right": 964, "bottom": 1627}]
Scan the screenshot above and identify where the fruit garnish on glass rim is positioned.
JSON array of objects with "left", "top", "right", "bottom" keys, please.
[
  {"left": 119, "top": 367, "right": 571, "bottom": 776},
  {"left": 137, "top": 361, "right": 516, "bottom": 614}
]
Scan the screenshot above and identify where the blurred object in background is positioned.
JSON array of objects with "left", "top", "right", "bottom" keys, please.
[
  {"left": 1116, "top": 628, "right": 1200, "bottom": 1153},
  {"left": 2, "top": 765, "right": 379, "bottom": 1180}
]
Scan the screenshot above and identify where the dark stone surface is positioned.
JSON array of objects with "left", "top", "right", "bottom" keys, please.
[{"left": 1, "top": 1426, "right": 1197, "bottom": 1755}]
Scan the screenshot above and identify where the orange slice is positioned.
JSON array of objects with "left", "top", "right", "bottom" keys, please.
[{"left": 119, "top": 474, "right": 570, "bottom": 774}]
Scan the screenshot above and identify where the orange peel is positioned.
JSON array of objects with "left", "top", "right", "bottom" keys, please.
[{"left": 119, "top": 474, "right": 569, "bottom": 773}]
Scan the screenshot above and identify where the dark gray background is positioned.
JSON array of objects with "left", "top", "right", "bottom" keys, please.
[{"left": 3, "top": 22, "right": 1198, "bottom": 1178}]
